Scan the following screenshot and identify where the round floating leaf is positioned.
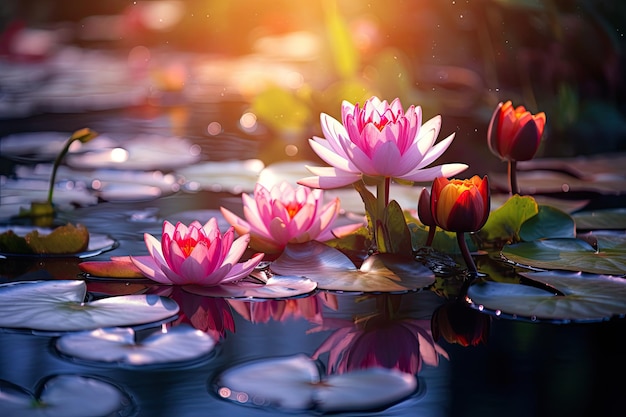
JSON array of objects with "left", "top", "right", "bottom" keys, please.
[
  {"left": 519, "top": 204, "right": 576, "bottom": 241},
  {"left": 502, "top": 234, "right": 626, "bottom": 275},
  {"left": 214, "top": 354, "right": 417, "bottom": 413},
  {"left": 0, "top": 375, "right": 132, "bottom": 417},
  {"left": 314, "top": 368, "right": 418, "bottom": 413},
  {"left": 184, "top": 275, "right": 317, "bottom": 299},
  {"left": 467, "top": 270, "right": 626, "bottom": 322},
  {"left": 55, "top": 324, "right": 216, "bottom": 367},
  {"left": 270, "top": 241, "right": 434, "bottom": 292},
  {"left": 479, "top": 195, "right": 538, "bottom": 242},
  {"left": 573, "top": 208, "right": 626, "bottom": 231},
  {"left": 0, "top": 280, "right": 179, "bottom": 332}
]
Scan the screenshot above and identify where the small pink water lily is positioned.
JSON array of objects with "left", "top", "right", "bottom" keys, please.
[
  {"left": 220, "top": 181, "right": 362, "bottom": 254},
  {"left": 298, "top": 96, "right": 468, "bottom": 189},
  {"left": 130, "top": 219, "right": 264, "bottom": 286}
]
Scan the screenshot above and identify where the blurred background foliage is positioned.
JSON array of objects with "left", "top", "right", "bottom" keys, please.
[{"left": 1, "top": 0, "right": 625, "bottom": 159}]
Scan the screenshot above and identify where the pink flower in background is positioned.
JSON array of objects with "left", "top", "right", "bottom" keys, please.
[
  {"left": 298, "top": 96, "right": 468, "bottom": 189},
  {"left": 220, "top": 181, "right": 363, "bottom": 254},
  {"left": 130, "top": 219, "right": 264, "bottom": 286}
]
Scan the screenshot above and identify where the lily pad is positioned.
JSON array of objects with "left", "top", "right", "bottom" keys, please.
[
  {"left": 55, "top": 324, "right": 216, "bottom": 367},
  {"left": 0, "top": 374, "right": 134, "bottom": 417},
  {"left": 184, "top": 275, "right": 317, "bottom": 299},
  {"left": 0, "top": 280, "right": 179, "bottom": 332},
  {"left": 214, "top": 354, "right": 417, "bottom": 413},
  {"left": 573, "top": 208, "right": 626, "bottom": 230},
  {"left": 270, "top": 241, "right": 435, "bottom": 292},
  {"left": 467, "top": 270, "right": 626, "bottom": 322},
  {"left": 501, "top": 233, "right": 626, "bottom": 275}
]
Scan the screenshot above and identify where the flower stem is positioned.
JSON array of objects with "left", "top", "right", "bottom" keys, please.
[
  {"left": 456, "top": 231, "right": 477, "bottom": 275},
  {"left": 508, "top": 159, "right": 519, "bottom": 195},
  {"left": 47, "top": 139, "right": 74, "bottom": 205},
  {"left": 425, "top": 225, "right": 436, "bottom": 246},
  {"left": 375, "top": 178, "right": 390, "bottom": 219}
]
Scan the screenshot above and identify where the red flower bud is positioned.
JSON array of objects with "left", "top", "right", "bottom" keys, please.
[
  {"left": 487, "top": 101, "right": 546, "bottom": 161},
  {"left": 430, "top": 176, "right": 490, "bottom": 233}
]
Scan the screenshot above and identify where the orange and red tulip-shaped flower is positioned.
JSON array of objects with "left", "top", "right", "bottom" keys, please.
[
  {"left": 487, "top": 101, "right": 546, "bottom": 162},
  {"left": 430, "top": 176, "right": 490, "bottom": 233}
]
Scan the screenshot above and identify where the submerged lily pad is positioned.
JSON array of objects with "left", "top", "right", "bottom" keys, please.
[
  {"left": 0, "top": 280, "right": 179, "bottom": 332},
  {"left": 0, "top": 374, "right": 134, "bottom": 417},
  {"left": 467, "top": 270, "right": 626, "bottom": 322},
  {"left": 270, "top": 241, "right": 434, "bottom": 292},
  {"left": 55, "top": 324, "right": 216, "bottom": 367},
  {"left": 214, "top": 354, "right": 417, "bottom": 413},
  {"left": 501, "top": 233, "right": 626, "bottom": 275}
]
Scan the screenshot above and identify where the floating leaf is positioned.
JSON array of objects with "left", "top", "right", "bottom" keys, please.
[
  {"left": 467, "top": 270, "right": 626, "bottom": 322},
  {"left": 0, "top": 280, "right": 179, "bottom": 332},
  {"left": 270, "top": 241, "right": 434, "bottom": 292},
  {"left": 519, "top": 204, "right": 576, "bottom": 241},
  {"left": 214, "top": 354, "right": 417, "bottom": 413},
  {"left": 183, "top": 275, "right": 317, "bottom": 299},
  {"left": 55, "top": 325, "right": 216, "bottom": 367},
  {"left": 573, "top": 208, "right": 626, "bottom": 230},
  {"left": 502, "top": 234, "right": 626, "bottom": 275},
  {"left": 0, "top": 375, "right": 133, "bottom": 417},
  {"left": 78, "top": 256, "right": 145, "bottom": 279},
  {"left": 479, "top": 195, "right": 538, "bottom": 243}
]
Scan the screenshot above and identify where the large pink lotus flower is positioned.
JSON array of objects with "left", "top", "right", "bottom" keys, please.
[
  {"left": 130, "top": 219, "right": 264, "bottom": 286},
  {"left": 298, "top": 96, "right": 468, "bottom": 189},
  {"left": 220, "top": 181, "right": 363, "bottom": 254}
]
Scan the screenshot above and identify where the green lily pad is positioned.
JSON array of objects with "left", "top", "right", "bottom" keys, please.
[
  {"left": 214, "top": 354, "right": 417, "bottom": 413},
  {"left": 0, "top": 375, "right": 134, "bottom": 417},
  {"left": 270, "top": 241, "right": 435, "bottom": 292},
  {"left": 479, "top": 195, "right": 538, "bottom": 243},
  {"left": 55, "top": 324, "right": 216, "bottom": 367},
  {"left": 573, "top": 208, "right": 626, "bottom": 230},
  {"left": 467, "top": 270, "right": 626, "bottom": 322},
  {"left": 501, "top": 233, "right": 626, "bottom": 275},
  {"left": 519, "top": 204, "right": 576, "bottom": 241},
  {"left": 0, "top": 280, "right": 179, "bottom": 332}
]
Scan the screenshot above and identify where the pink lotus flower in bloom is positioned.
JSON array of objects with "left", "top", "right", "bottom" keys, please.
[
  {"left": 220, "top": 181, "right": 363, "bottom": 254},
  {"left": 298, "top": 96, "right": 468, "bottom": 189},
  {"left": 130, "top": 219, "right": 264, "bottom": 286}
]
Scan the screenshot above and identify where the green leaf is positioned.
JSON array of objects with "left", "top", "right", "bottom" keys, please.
[
  {"left": 467, "top": 270, "right": 626, "bottom": 322},
  {"left": 380, "top": 200, "right": 412, "bottom": 256},
  {"left": 354, "top": 180, "right": 378, "bottom": 237},
  {"left": 501, "top": 233, "right": 626, "bottom": 275},
  {"left": 479, "top": 195, "right": 538, "bottom": 243},
  {"left": 519, "top": 204, "right": 576, "bottom": 241},
  {"left": 573, "top": 208, "right": 626, "bottom": 230}
]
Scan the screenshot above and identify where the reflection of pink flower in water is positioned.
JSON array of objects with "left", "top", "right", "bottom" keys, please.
[
  {"left": 149, "top": 285, "right": 235, "bottom": 341},
  {"left": 312, "top": 296, "right": 447, "bottom": 375},
  {"left": 229, "top": 293, "right": 337, "bottom": 325}
]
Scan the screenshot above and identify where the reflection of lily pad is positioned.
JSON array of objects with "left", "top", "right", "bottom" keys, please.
[
  {"left": 184, "top": 275, "right": 317, "bottom": 299},
  {"left": 0, "top": 375, "right": 134, "bottom": 417},
  {"left": 467, "top": 271, "right": 626, "bottom": 322},
  {"left": 270, "top": 241, "right": 435, "bottom": 292},
  {"left": 214, "top": 354, "right": 417, "bottom": 413},
  {"left": 55, "top": 325, "right": 216, "bottom": 367},
  {"left": 0, "top": 280, "right": 179, "bottom": 332},
  {"left": 501, "top": 234, "right": 626, "bottom": 275}
]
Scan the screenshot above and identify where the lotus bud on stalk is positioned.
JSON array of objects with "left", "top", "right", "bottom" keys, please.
[
  {"left": 487, "top": 101, "right": 546, "bottom": 195},
  {"left": 418, "top": 187, "right": 436, "bottom": 246},
  {"left": 429, "top": 175, "right": 490, "bottom": 276},
  {"left": 21, "top": 128, "right": 98, "bottom": 226}
]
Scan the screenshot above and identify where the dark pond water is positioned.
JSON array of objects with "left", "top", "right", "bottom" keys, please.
[{"left": 1, "top": 102, "right": 625, "bottom": 417}]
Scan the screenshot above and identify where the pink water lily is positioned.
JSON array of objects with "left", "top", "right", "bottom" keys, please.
[
  {"left": 130, "top": 219, "right": 264, "bottom": 286},
  {"left": 220, "top": 181, "right": 363, "bottom": 254},
  {"left": 298, "top": 96, "right": 468, "bottom": 189}
]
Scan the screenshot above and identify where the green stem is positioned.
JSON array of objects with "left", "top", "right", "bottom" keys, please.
[
  {"left": 47, "top": 138, "right": 75, "bottom": 205},
  {"left": 456, "top": 231, "right": 477, "bottom": 275},
  {"left": 508, "top": 159, "right": 519, "bottom": 196}
]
